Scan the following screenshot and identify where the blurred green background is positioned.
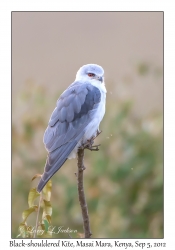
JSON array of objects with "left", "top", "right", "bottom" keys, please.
[{"left": 12, "top": 12, "right": 163, "bottom": 238}]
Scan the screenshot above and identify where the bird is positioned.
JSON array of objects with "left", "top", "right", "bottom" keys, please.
[{"left": 37, "top": 64, "right": 107, "bottom": 192}]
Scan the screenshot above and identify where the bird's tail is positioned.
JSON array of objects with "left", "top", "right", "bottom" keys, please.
[{"left": 37, "top": 140, "right": 78, "bottom": 193}]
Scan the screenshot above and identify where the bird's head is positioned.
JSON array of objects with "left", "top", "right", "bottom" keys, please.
[{"left": 75, "top": 64, "right": 104, "bottom": 85}]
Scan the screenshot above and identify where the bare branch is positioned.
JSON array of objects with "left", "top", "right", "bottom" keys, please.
[{"left": 77, "top": 148, "right": 92, "bottom": 238}]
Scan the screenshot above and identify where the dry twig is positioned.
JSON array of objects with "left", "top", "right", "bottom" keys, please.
[
  {"left": 77, "top": 148, "right": 92, "bottom": 238},
  {"left": 77, "top": 130, "right": 102, "bottom": 238}
]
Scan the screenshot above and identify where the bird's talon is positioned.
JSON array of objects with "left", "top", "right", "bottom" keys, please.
[
  {"left": 97, "top": 129, "right": 102, "bottom": 136},
  {"left": 86, "top": 144, "right": 101, "bottom": 151}
]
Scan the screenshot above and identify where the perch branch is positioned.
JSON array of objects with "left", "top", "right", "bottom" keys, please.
[
  {"left": 76, "top": 130, "right": 102, "bottom": 238},
  {"left": 77, "top": 148, "right": 92, "bottom": 238}
]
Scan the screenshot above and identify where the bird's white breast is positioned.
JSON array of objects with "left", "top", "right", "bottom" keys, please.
[{"left": 83, "top": 87, "right": 106, "bottom": 142}]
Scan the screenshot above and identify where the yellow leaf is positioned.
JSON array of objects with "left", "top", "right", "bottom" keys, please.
[
  {"left": 43, "top": 214, "right": 51, "bottom": 224},
  {"left": 42, "top": 200, "right": 52, "bottom": 219},
  {"left": 28, "top": 188, "right": 40, "bottom": 207},
  {"left": 38, "top": 223, "right": 45, "bottom": 231},
  {"left": 31, "top": 174, "right": 42, "bottom": 181},
  {"left": 22, "top": 205, "right": 38, "bottom": 223},
  {"left": 43, "top": 179, "right": 52, "bottom": 201}
]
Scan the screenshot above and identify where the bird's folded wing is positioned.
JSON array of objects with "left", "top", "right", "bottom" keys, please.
[{"left": 37, "top": 82, "right": 101, "bottom": 192}]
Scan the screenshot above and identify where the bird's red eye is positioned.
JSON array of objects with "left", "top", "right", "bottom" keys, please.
[{"left": 88, "top": 73, "right": 95, "bottom": 77}]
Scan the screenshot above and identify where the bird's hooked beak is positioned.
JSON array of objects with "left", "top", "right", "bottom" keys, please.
[{"left": 96, "top": 76, "right": 103, "bottom": 82}]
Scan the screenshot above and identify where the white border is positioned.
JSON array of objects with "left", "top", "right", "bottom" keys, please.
[{"left": 1, "top": 0, "right": 174, "bottom": 249}]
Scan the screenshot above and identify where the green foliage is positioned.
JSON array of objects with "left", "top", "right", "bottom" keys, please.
[{"left": 12, "top": 77, "right": 163, "bottom": 238}]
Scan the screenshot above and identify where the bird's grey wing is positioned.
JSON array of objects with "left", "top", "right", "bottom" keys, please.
[{"left": 37, "top": 82, "right": 101, "bottom": 192}]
